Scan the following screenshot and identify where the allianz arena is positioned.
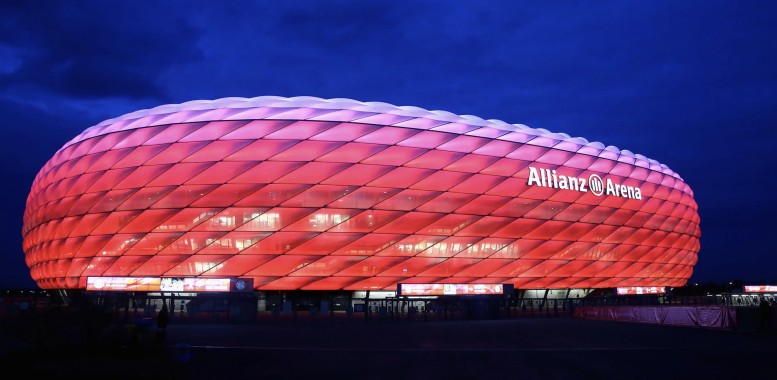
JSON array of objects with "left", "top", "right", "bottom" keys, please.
[{"left": 22, "top": 96, "right": 700, "bottom": 291}]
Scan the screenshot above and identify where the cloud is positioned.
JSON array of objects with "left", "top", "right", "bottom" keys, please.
[
  {"left": 0, "top": 96, "right": 92, "bottom": 289},
  {"left": 3, "top": 0, "right": 777, "bottom": 285},
  {"left": 275, "top": 0, "right": 400, "bottom": 51},
  {"left": 0, "top": 0, "right": 204, "bottom": 100}
]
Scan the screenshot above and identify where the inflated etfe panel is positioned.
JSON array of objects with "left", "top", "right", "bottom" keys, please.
[{"left": 22, "top": 96, "right": 700, "bottom": 290}]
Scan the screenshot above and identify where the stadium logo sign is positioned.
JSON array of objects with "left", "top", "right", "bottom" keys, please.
[{"left": 526, "top": 166, "right": 642, "bottom": 200}]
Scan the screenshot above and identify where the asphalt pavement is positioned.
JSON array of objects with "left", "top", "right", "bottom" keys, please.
[{"left": 4, "top": 316, "right": 773, "bottom": 380}]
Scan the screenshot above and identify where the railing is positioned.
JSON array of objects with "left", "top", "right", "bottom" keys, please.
[{"left": 0, "top": 290, "right": 770, "bottom": 325}]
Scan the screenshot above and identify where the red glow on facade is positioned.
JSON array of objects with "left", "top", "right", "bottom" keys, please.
[{"left": 23, "top": 96, "right": 701, "bottom": 291}]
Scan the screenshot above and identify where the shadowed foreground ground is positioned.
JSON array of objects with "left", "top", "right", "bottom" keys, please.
[{"left": 2, "top": 316, "right": 776, "bottom": 379}]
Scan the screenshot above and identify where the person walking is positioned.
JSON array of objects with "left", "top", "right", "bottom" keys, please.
[
  {"left": 759, "top": 298, "right": 772, "bottom": 331},
  {"left": 156, "top": 302, "right": 170, "bottom": 342}
]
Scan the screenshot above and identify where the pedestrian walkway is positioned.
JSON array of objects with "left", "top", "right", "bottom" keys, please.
[{"left": 2, "top": 317, "right": 776, "bottom": 379}]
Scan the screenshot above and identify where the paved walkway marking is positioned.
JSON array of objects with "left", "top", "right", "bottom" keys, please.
[{"left": 183, "top": 345, "right": 735, "bottom": 352}]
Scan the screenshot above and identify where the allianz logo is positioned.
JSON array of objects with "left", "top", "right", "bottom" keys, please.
[{"left": 526, "top": 166, "right": 642, "bottom": 200}]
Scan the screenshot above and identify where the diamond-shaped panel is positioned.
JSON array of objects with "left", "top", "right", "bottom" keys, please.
[{"left": 23, "top": 96, "right": 700, "bottom": 290}]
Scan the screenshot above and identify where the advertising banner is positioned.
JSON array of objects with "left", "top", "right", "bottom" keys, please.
[
  {"left": 86, "top": 277, "right": 161, "bottom": 291},
  {"left": 616, "top": 286, "right": 666, "bottom": 295},
  {"left": 574, "top": 306, "right": 737, "bottom": 330},
  {"left": 86, "top": 276, "right": 252, "bottom": 292},
  {"left": 398, "top": 283, "right": 504, "bottom": 296},
  {"left": 744, "top": 285, "right": 777, "bottom": 293}
]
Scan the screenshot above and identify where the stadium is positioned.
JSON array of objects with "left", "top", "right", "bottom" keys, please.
[{"left": 22, "top": 96, "right": 700, "bottom": 297}]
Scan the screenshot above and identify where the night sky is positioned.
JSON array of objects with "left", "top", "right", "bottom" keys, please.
[{"left": 2, "top": 1, "right": 775, "bottom": 289}]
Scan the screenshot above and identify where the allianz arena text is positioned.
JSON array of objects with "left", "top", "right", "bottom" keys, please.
[{"left": 22, "top": 96, "right": 700, "bottom": 290}]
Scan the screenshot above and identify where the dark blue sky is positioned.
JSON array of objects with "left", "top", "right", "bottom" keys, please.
[{"left": 2, "top": 0, "right": 775, "bottom": 289}]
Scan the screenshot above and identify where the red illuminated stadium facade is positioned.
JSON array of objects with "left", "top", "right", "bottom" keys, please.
[{"left": 22, "top": 96, "right": 700, "bottom": 292}]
